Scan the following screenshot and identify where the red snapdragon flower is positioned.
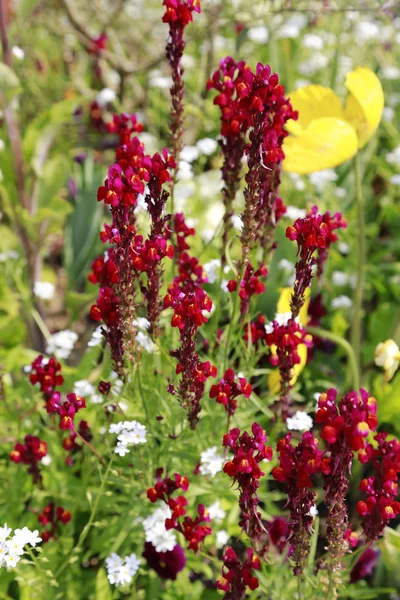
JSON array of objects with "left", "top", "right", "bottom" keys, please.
[
  {"left": 357, "top": 432, "right": 400, "bottom": 540},
  {"left": 38, "top": 502, "right": 71, "bottom": 543},
  {"left": 10, "top": 435, "right": 48, "bottom": 485},
  {"left": 216, "top": 546, "right": 260, "bottom": 599},
  {"left": 272, "top": 432, "right": 329, "bottom": 574},
  {"left": 228, "top": 262, "right": 268, "bottom": 315},
  {"left": 223, "top": 423, "right": 273, "bottom": 540},
  {"left": 62, "top": 420, "right": 93, "bottom": 466},
  {"left": 209, "top": 368, "right": 252, "bottom": 417}
]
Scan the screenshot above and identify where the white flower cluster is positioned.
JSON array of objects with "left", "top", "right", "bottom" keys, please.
[
  {"left": 0, "top": 524, "right": 41, "bottom": 569},
  {"left": 208, "top": 500, "right": 226, "bottom": 523},
  {"left": 203, "top": 259, "right": 221, "bottom": 284},
  {"left": 74, "top": 380, "right": 103, "bottom": 404},
  {"left": 331, "top": 295, "right": 353, "bottom": 309},
  {"left": 286, "top": 411, "right": 313, "bottom": 432},
  {"left": 88, "top": 326, "right": 103, "bottom": 348},
  {"left": 33, "top": 281, "right": 55, "bottom": 300},
  {"left": 199, "top": 446, "right": 225, "bottom": 477},
  {"left": 109, "top": 420, "right": 147, "bottom": 456},
  {"left": 105, "top": 552, "right": 141, "bottom": 586},
  {"left": 142, "top": 504, "right": 177, "bottom": 552},
  {"left": 46, "top": 330, "right": 78, "bottom": 359},
  {"left": 134, "top": 318, "right": 155, "bottom": 354}
]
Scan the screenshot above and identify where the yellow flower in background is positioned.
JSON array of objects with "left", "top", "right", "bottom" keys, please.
[
  {"left": 268, "top": 288, "right": 310, "bottom": 393},
  {"left": 283, "top": 67, "right": 384, "bottom": 175},
  {"left": 374, "top": 339, "right": 400, "bottom": 382}
]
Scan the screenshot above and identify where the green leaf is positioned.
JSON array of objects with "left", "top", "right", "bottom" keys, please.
[
  {"left": 0, "top": 63, "right": 20, "bottom": 98},
  {"left": 95, "top": 568, "right": 112, "bottom": 600}
]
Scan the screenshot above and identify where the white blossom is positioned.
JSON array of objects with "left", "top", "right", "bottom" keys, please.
[
  {"left": 287, "top": 411, "right": 313, "bottom": 432},
  {"left": 0, "top": 524, "right": 42, "bottom": 570},
  {"left": 12, "top": 46, "right": 24, "bottom": 60},
  {"left": 216, "top": 530, "right": 229, "bottom": 548},
  {"left": 208, "top": 500, "right": 226, "bottom": 523},
  {"left": 247, "top": 25, "right": 269, "bottom": 44},
  {"left": 285, "top": 206, "right": 306, "bottom": 221},
  {"left": 309, "top": 169, "right": 338, "bottom": 192},
  {"left": 106, "top": 551, "right": 140, "bottom": 586},
  {"left": 375, "top": 339, "right": 400, "bottom": 381},
  {"left": 390, "top": 174, "right": 400, "bottom": 185},
  {"left": 134, "top": 317, "right": 150, "bottom": 331},
  {"left": 308, "top": 504, "right": 319, "bottom": 517},
  {"left": 136, "top": 331, "right": 155, "bottom": 353},
  {"left": 199, "top": 446, "right": 225, "bottom": 477},
  {"left": 331, "top": 295, "right": 353, "bottom": 309},
  {"left": 277, "top": 259, "right": 294, "bottom": 273},
  {"left": 180, "top": 145, "right": 199, "bottom": 163},
  {"left": 46, "top": 330, "right": 78, "bottom": 359},
  {"left": 143, "top": 504, "right": 177, "bottom": 552},
  {"left": 386, "top": 146, "right": 400, "bottom": 167},
  {"left": 109, "top": 420, "right": 147, "bottom": 456},
  {"left": 302, "top": 33, "right": 324, "bottom": 49},
  {"left": 88, "top": 326, "right": 103, "bottom": 347},
  {"left": 203, "top": 259, "right": 221, "bottom": 284},
  {"left": 196, "top": 137, "right": 218, "bottom": 155},
  {"left": 34, "top": 281, "right": 55, "bottom": 300},
  {"left": 96, "top": 88, "right": 116, "bottom": 107},
  {"left": 382, "top": 66, "right": 400, "bottom": 80}
]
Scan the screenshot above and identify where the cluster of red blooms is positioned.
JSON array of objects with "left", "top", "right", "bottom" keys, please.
[
  {"left": 163, "top": 0, "right": 201, "bottom": 169},
  {"left": 165, "top": 214, "right": 217, "bottom": 428},
  {"left": 147, "top": 472, "right": 211, "bottom": 552},
  {"left": 46, "top": 392, "right": 86, "bottom": 432},
  {"left": 316, "top": 388, "right": 378, "bottom": 571},
  {"left": 243, "top": 313, "right": 267, "bottom": 348},
  {"left": 90, "top": 115, "right": 176, "bottom": 369},
  {"left": 272, "top": 432, "right": 330, "bottom": 574},
  {"left": 223, "top": 423, "right": 273, "bottom": 540},
  {"left": 216, "top": 546, "right": 260, "bottom": 599},
  {"left": 10, "top": 435, "right": 48, "bottom": 485},
  {"left": 357, "top": 433, "right": 400, "bottom": 540},
  {"left": 286, "top": 205, "right": 347, "bottom": 318},
  {"left": 209, "top": 368, "right": 252, "bottom": 418},
  {"left": 265, "top": 317, "right": 313, "bottom": 419},
  {"left": 206, "top": 57, "right": 252, "bottom": 264},
  {"left": 29, "top": 355, "right": 63, "bottom": 410},
  {"left": 227, "top": 262, "right": 268, "bottom": 315},
  {"left": 63, "top": 420, "right": 93, "bottom": 466},
  {"left": 38, "top": 502, "right": 71, "bottom": 543}
]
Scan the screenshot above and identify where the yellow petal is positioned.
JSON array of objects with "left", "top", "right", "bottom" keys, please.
[
  {"left": 344, "top": 67, "right": 384, "bottom": 148},
  {"left": 287, "top": 85, "right": 345, "bottom": 133},
  {"left": 277, "top": 287, "right": 310, "bottom": 326},
  {"left": 267, "top": 343, "right": 308, "bottom": 392},
  {"left": 283, "top": 117, "right": 359, "bottom": 174}
]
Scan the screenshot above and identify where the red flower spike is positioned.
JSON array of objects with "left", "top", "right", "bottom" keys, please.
[
  {"left": 9, "top": 435, "right": 48, "bottom": 485},
  {"left": 209, "top": 368, "right": 252, "bottom": 418},
  {"left": 216, "top": 545, "right": 260, "bottom": 599},
  {"left": 38, "top": 502, "right": 71, "bottom": 543}
]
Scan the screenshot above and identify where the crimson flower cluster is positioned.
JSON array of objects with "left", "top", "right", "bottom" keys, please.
[
  {"left": 265, "top": 318, "right": 313, "bottom": 419},
  {"left": 10, "top": 435, "right": 48, "bottom": 485},
  {"left": 243, "top": 313, "right": 267, "bottom": 348},
  {"left": 147, "top": 472, "right": 211, "bottom": 552},
  {"left": 227, "top": 262, "right": 268, "bottom": 315},
  {"left": 38, "top": 502, "right": 71, "bottom": 543},
  {"left": 209, "top": 368, "right": 252, "bottom": 418},
  {"left": 316, "top": 388, "right": 378, "bottom": 573},
  {"left": 63, "top": 420, "right": 93, "bottom": 466},
  {"left": 223, "top": 423, "right": 273, "bottom": 540},
  {"left": 272, "top": 432, "right": 330, "bottom": 574},
  {"left": 216, "top": 546, "right": 260, "bottom": 599},
  {"left": 46, "top": 392, "right": 86, "bottom": 432},
  {"left": 357, "top": 433, "right": 400, "bottom": 540},
  {"left": 29, "top": 355, "right": 63, "bottom": 410},
  {"left": 91, "top": 120, "right": 176, "bottom": 368},
  {"left": 286, "top": 205, "right": 347, "bottom": 318},
  {"left": 163, "top": 0, "right": 201, "bottom": 173},
  {"left": 165, "top": 214, "right": 216, "bottom": 428}
]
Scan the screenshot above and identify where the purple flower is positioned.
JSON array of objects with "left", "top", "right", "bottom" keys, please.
[
  {"left": 350, "top": 547, "right": 379, "bottom": 583},
  {"left": 143, "top": 542, "right": 186, "bottom": 580}
]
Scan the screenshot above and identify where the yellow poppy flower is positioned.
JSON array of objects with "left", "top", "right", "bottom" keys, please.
[
  {"left": 268, "top": 288, "right": 310, "bottom": 393},
  {"left": 282, "top": 67, "right": 384, "bottom": 175}
]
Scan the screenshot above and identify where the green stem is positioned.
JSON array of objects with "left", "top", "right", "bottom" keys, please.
[
  {"left": 350, "top": 153, "right": 366, "bottom": 381},
  {"left": 223, "top": 263, "right": 245, "bottom": 371},
  {"left": 307, "top": 326, "right": 360, "bottom": 392},
  {"left": 136, "top": 365, "right": 152, "bottom": 433},
  {"left": 55, "top": 456, "right": 114, "bottom": 578}
]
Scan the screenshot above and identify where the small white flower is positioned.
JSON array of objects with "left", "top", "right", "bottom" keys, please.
[
  {"left": 387, "top": 146, "right": 400, "bottom": 167},
  {"left": 46, "top": 330, "right": 78, "bottom": 360},
  {"left": 13, "top": 527, "right": 33, "bottom": 546},
  {"left": 199, "top": 446, "right": 225, "bottom": 477},
  {"left": 74, "top": 380, "right": 95, "bottom": 397},
  {"left": 33, "top": 281, "right": 55, "bottom": 300},
  {"left": 134, "top": 317, "right": 150, "bottom": 331},
  {"left": 331, "top": 295, "right": 352, "bottom": 309},
  {"left": 106, "top": 552, "right": 123, "bottom": 572},
  {"left": 12, "top": 46, "right": 24, "bottom": 60},
  {"left": 216, "top": 530, "right": 229, "bottom": 548},
  {"left": 27, "top": 530, "right": 42, "bottom": 547},
  {"left": 114, "top": 442, "right": 130, "bottom": 457},
  {"left": 247, "top": 25, "right": 269, "bottom": 44},
  {"left": 177, "top": 160, "right": 193, "bottom": 180},
  {"left": 149, "top": 70, "right": 172, "bottom": 89},
  {"left": 298, "top": 53, "right": 328, "bottom": 76},
  {"left": 288, "top": 172, "right": 306, "bottom": 191},
  {"left": 96, "top": 88, "right": 116, "bottom": 107},
  {"left": 287, "top": 411, "right": 313, "bottom": 432},
  {"left": 277, "top": 259, "right": 294, "bottom": 273},
  {"left": 41, "top": 454, "right": 52, "bottom": 466},
  {"left": 309, "top": 169, "right": 338, "bottom": 192},
  {"left": 88, "top": 326, "right": 103, "bottom": 347},
  {"left": 231, "top": 214, "right": 243, "bottom": 231},
  {"left": 6, "top": 537, "right": 25, "bottom": 556},
  {"left": 113, "top": 565, "right": 132, "bottom": 586},
  {"left": 338, "top": 242, "right": 350, "bottom": 255},
  {"left": 356, "top": 20, "right": 380, "bottom": 41},
  {"left": 136, "top": 331, "right": 155, "bottom": 353},
  {"left": 382, "top": 66, "right": 400, "bottom": 80},
  {"left": 143, "top": 504, "right": 177, "bottom": 552},
  {"left": 383, "top": 107, "right": 394, "bottom": 121},
  {"left": 302, "top": 33, "right": 324, "bottom": 49},
  {"left": 390, "top": 174, "right": 400, "bottom": 186},
  {"left": 285, "top": 206, "right": 306, "bottom": 221},
  {"left": 125, "top": 553, "right": 141, "bottom": 576},
  {"left": 208, "top": 500, "right": 226, "bottom": 523},
  {"left": 203, "top": 259, "right": 221, "bottom": 284},
  {"left": 0, "top": 542, "right": 8, "bottom": 565},
  {"left": 5, "top": 553, "right": 20, "bottom": 568},
  {"left": 196, "top": 137, "right": 218, "bottom": 155},
  {"left": 0, "top": 524, "right": 11, "bottom": 543},
  {"left": 335, "top": 187, "right": 347, "bottom": 198},
  {"left": 180, "top": 146, "right": 199, "bottom": 163}
]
